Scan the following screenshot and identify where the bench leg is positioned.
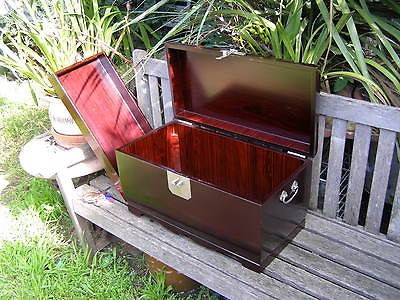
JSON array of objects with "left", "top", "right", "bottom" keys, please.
[{"left": 55, "top": 170, "right": 96, "bottom": 256}]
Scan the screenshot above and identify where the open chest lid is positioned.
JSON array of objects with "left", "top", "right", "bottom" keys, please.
[
  {"left": 166, "top": 43, "right": 319, "bottom": 157},
  {"left": 52, "top": 53, "right": 152, "bottom": 181}
]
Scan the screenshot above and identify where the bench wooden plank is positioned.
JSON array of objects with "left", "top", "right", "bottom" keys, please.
[
  {"left": 292, "top": 229, "right": 400, "bottom": 288},
  {"left": 365, "top": 129, "right": 396, "bottom": 233},
  {"left": 323, "top": 118, "right": 347, "bottom": 218},
  {"left": 148, "top": 75, "right": 163, "bottom": 128},
  {"left": 74, "top": 185, "right": 313, "bottom": 300},
  {"left": 89, "top": 175, "right": 113, "bottom": 191},
  {"left": 89, "top": 175, "right": 125, "bottom": 204},
  {"left": 309, "top": 115, "right": 325, "bottom": 210},
  {"left": 265, "top": 258, "right": 367, "bottom": 299},
  {"left": 344, "top": 124, "right": 371, "bottom": 225},
  {"left": 305, "top": 213, "right": 400, "bottom": 267},
  {"left": 387, "top": 171, "right": 400, "bottom": 242},
  {"left": 317, "top": 93, "right": 400, "bottom": 132},
  {"left": 133, "top": 50, "right": 154, "bottom": 127},
  {"left": 160, "top": 78, "right": 174, "bottom": 123},
  {"left": 279, "top": 244, "right": 400, "bottom": 299},
  {"left": 132, "top": 49, "right": 169, "bottom": 79}
]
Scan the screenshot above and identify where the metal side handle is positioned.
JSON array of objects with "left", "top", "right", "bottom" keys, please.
[{"left": 279, "top": 180, "right": 299, "bottom": 204}]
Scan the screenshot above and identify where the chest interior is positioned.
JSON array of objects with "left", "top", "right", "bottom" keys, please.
[{"left": 119, "top": 121, "right": 305, "bottom": 204}]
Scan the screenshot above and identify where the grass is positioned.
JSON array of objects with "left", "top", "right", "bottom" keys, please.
[{"left": 0, "top": 81, "right": 218, "bottom": 299}]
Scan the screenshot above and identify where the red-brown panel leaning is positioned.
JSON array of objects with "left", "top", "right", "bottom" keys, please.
[{"left": 53, "top": 53, "right": 152, "bottom": 180}]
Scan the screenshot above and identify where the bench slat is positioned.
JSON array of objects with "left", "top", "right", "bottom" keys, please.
[
  {"left": 344, "top": 124, "right": 371, "bottom": 225},
  {"left": 305, "top": 213, "right": 400, "bottom": 267},
  {"left": 133, "top": 51, "right": 154, "bottom": 127},
  {"left": 265, "top": 258, "right": 367, "bottom": 299},
  {"left": 365, "top": 129, "right": 396, "bottom": 233},
  {"left": 133, "top": 49, "right": 169, "bottom": 79},
  {"left": 160, "top": 78, "right": 174, "bottom": 123},
  {"left": 387, "top": 169, "right": 400, "bottom": 242},
  {"left": 279, "top": 244, "right": 400, "bottom": 299},
  {"left": 74, "top": 186, "right": 313, "bottom": 300},
  {"left": 148, "top": 75, "right": 163, "bottom": 128},
  {"left": 323, "top": 118, "right": 347, "bottom": 218},
  {"left": 292, "top": 229, "right": 400, "bottom": 288},
  {"left": 317, "top": 93, "right": 400, "bottom": 132},
  {"left": 309, "top": 115, "right": 325, "bottom": 210}
]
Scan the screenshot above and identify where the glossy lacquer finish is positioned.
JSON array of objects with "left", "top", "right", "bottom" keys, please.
[
  {"left": 117, "top": 121, "right": 309, "bottom": 271},
  {"left": 53, "top": 53, "right": 151, "bottom": 181},
  {"left": 166, "top": 44, "right": 319, "bottom": 156},
  {"left": 120, "top": 122, "right": 303, "bottom": 204}
]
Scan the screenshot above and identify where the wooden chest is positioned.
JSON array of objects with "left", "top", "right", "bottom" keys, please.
[{"left": 53, "top": 44, "right": 318, "bottom": 272}]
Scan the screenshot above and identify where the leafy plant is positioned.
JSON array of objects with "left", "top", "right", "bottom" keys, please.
[
  {"left": 0, "top": 239, "right": 135, "bottom": 299},
  {"left": 133, "top": 0, "right": 399, "bottom": 106},
  {"left": 0, "top": 0, "right": 135, "bottom": 96},
  {"left": 316, "top": 0, "right": 399, "bottom": 105}
]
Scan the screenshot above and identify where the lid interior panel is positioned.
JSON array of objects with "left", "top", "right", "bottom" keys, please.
[
  {"left": 55, "top": 54, "right": 151, "bottom": 174},
  {"left": 166, "top": 44, "right": 318, "bottom": 156}
]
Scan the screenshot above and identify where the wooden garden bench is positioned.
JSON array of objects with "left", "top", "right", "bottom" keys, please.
[{"left": 22, "top": 50, "right": 400, "bottom": 299}]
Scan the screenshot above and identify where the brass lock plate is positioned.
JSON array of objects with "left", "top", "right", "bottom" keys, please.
[{"left": 167, "top": 170, "right": 191, "bottom": 200}]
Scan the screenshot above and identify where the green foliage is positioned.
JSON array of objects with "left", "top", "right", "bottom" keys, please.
[
  {"left": 136, "top": 0, "right": 399, "bottom": 106},
  {"left": 137, "top": 272, "right": 177, "bottom": 300},
  {"left": 9, "top": 178, "right": 67, "bottom": 223},
  {"left": 0, "top": 0, "right": 133, "bottom": 96},
  {"left": 0, "top": 103, "right": 49, "bottom": 181},
  {"left": 0, "top": 240, "right": 135, "bottom": 299},
  {"left": 185, "top": 286, "right": 220, "bottom": 300}
]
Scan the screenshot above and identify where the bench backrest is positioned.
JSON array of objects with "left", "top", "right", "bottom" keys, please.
[{"left": 130, "top": 49, "right": 400, "bottom": 243}]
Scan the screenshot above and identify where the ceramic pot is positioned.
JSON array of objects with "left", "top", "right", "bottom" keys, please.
[
  {"left": 48, "top": 98, "right": 81, "bottom": 135},
  {"left": 48, "top": 98, "right": 86, "bottom": 148}
]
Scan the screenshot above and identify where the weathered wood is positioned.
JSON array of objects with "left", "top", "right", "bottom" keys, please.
[
  {"left": 76, "top": 215, "right": 97, "bottom": 257},
  {"left": 317, "top": 93, "right": 400, "bottom": 132},
  {"left": 387, "top": 170, "right": 400, "bottom": 242},
  {"left": 291, "top": 229, "right": 400, "bottom": 288},
  {"left": 56, "top": 170, "right": 87, "bottom": 248},
  {"left": 309, "top": 115, "right": 325, "bottom": 210},
  {"left": 76, "top": 179, "right": 400, "bottom": 299},
  {"left": 133, "top": 50, "right": 153, "bottom": 127},
  {"left": 160, "top": 78, "right": 174, "bottom": 123},
  {"left": 279, "top": 244, "right": 400, "bottom": 299},
  {"left": 73, "top": 187, "right": 313, "bottom": 299},
  {"left": 344, "top": 124, "right": 371, "bottom": 225},
  {"left": 89, "top": 175, "right": 113, "bottom": 191},
  {"left": 139, "top": 56, "right": 169, "bottom": 79},
  {"left": 265, "top": 258, "right": 367, "bottom": 299},
  {"left": 89, "top": 175, "right": 125, "bottom": 203},
  {"left": 306, "top": 213, "right": 400, "bottom": 267},
  {"left": 148, "top": 75, "right": 163, "bottom": 128},
  {"left": 308, "top": 209, "right": 400, "bottom": 246},
  {"left": 323, "top": 118, "right": 347, "bottom": 218},
  {"left": 365, "top": 129, "right": 396, "bottom": 233}
]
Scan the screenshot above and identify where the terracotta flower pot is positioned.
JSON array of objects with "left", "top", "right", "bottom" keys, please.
[{"left": 144, "top": 254, "right": 199, "bottom": 292}]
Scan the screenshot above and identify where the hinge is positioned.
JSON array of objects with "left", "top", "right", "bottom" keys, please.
[
  {"left": 287, "top": 151, "right": 306, "bottom": 159},
  {"left": 216, "top": 49, "right": 245, "bottom": 60}
]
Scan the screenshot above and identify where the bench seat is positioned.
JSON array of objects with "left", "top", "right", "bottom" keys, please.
[{"left": 73, "top": 175, "right": 400, "bottom": 300}]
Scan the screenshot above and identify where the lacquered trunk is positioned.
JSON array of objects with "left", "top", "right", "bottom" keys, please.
[{"left": 116, "top": 121, "right": 308, "bottom": 271}]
